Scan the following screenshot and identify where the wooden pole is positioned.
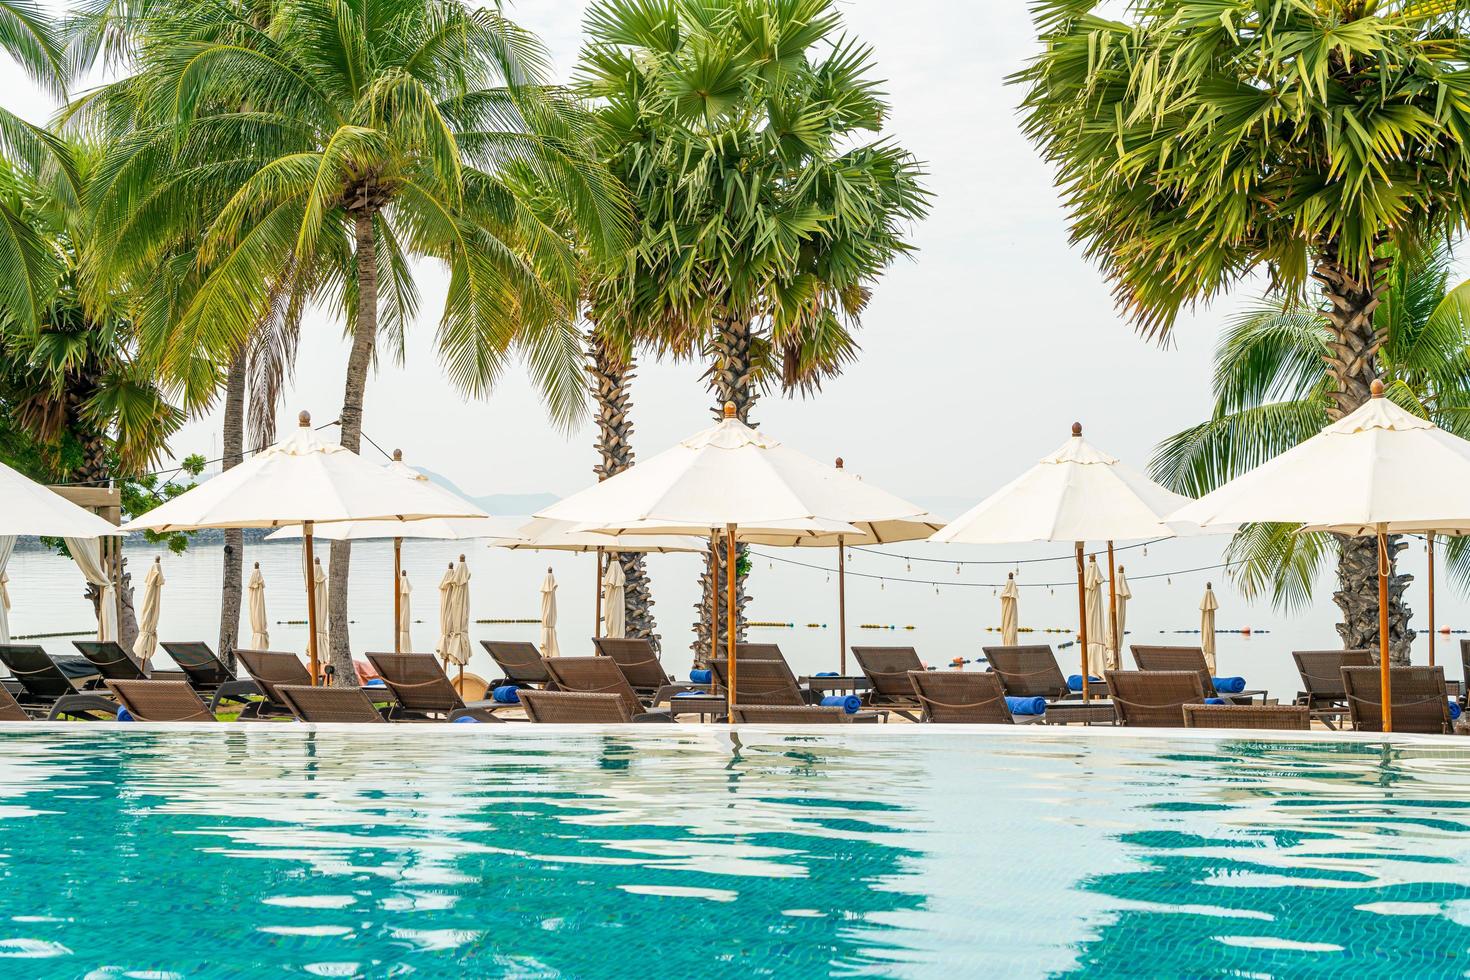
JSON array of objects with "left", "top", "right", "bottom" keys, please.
[
  {"left": 1428, "top": 532, "right": 1437, "bottom": 668},
  {"left": 393, "top": 537, "right": 402, "bottom": 652},
  {"left": 1378, "top": 527, "right": 1392, "bottom": 732},
  {"left": 595, "top": 547, "right": 604, "bottom": 638},
  {"left": 726, "top": 523, "right": 738, "bottom": 716},
  {"left": 304, "top": 521, "right": 319, "bottom": 685},
  {"left": 1106, "top": 540, "right": 1119, "bottom": 670},
  {"left": 709, "top": 530, "right": 719, "bottom": 666},
  {"left": 1075, "top": 541, "right": 1089, "bottom": 701},
  {"left": 838, "top": 535, "right": 847, "bottom": 675}
]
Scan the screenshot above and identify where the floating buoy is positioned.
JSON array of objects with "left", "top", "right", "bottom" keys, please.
[
  {"left": 1441, "top": 625, "right": 1452, "bottom": 634},
  {"left": 1240, "top": 626, "right": 1252, "bottom": 636}
]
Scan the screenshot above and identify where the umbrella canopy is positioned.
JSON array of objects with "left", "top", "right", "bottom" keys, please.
[
  {"left": 602, "top": 559, "right": 627, "bottom": 638},
  {"left": 132, "top": 558, "right": 164, "bottom": 665},
  {"left": 486, "top": 517, "right": 703, "bottom": 553},
  {"left": 1000, "top": 573, "right": 1019, "bottom": 646},
  {"left": 247, "top": 564, "right": 269, "bottom": 648},
  {"left": 0, "top": 459, "right": 121, "bottom": 537},
  {"left": 311, "top": 558, "right": 328, "bottom": 659},
  {"left": 540, "top": 568, "right": 560, "bottom": 658},
  {"left": 445, "top": 557, "right": 471, "bottom": 666},
  {"left": 1083, "top": 556, "right": 1106, "bottom": 675},
  {"left": 1201, "top": 582, "right": 1219, "bottom": 673},
  {"left": 397, "top": 571, "right": 413, "bottom": 653},
  {"left": 1109, "top": 566, "right": 1131, "bottom": 669}
]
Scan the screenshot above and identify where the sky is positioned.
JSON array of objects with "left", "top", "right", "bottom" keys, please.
[{"left": 3, "top": 1, "right": 1249, "bottom": 505}]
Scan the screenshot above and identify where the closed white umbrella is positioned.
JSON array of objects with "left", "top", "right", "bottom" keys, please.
[
  {"left": 123, "top": 414, "right": 485, "bottom": 681},
  {"left": 1109, "top": 566, "right": 1131, "bottom": 669},
  {"left": 540, "top": 568, "right": 560, "bottom": 658},
  {"left": 247, "top": 563, "right": 269, "bottom": 648},
  {"left": 446, "top": 556, "right": 472, "bottom": 674},
  {"left": 1201, "top": 582, "right": 1219, "bottom": 673},
  {"left": 602, "top": 559, "right": 626, "bottom": 638},
  {"left": 132, "top": 558, "right": 164, "bottom": 665},
  {"left": 1000, "top": 573, "right": 1020, "bottom": 646},
  {"left": 397, "top": 571, "right": 413, "bottom": 652},
  {"left": 1171, "top": 381, "right": 1470, "bottom": 730},
  {"left": 435, "top": 563, "right": 454, "bottom": 668},
  {"left": 1083, "top": 556, "right": 1106, "bottom": 675},
  {"left": 931, "top": 423, "right": 1213, "bottom": 699},
  {"left": 311, "top": 558, "right": 328, "bottom": 662}
]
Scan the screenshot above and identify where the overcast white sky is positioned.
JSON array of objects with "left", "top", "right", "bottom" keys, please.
[{"left": 2, "top": 1, "right": 1255, "bottom": 505}]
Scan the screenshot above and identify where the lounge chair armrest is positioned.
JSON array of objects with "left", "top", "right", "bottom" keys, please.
[
  {"left": 651, "top": 683, "right": 705, "bottom": 704},
  {"left": 633, "top": 709, "right": 674, "bottom": 723},
  {"left": 449, "top": 707, "right": 504, "bottom": 723}
]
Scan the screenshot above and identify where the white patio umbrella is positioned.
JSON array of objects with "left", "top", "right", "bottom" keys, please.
[
  {"left": 1000, "top": 573, "right": 1020, "bottom": 646},
  {"left": 122, "top": 414, "right": 486, "bottom": 681},
  {"left": 266, "top": 450, "right": 509, "bottom": 652},
  {"left": 931, "top": 423, "right": 1207, "bottom": 699},
  {"left": 602, "top": 559, "right": 627, "bottom": 638},
  {"left": 1083, "top": 556, "right": 1105, "bottom": 675},
  {"left": 1171, "top": 381, "right": 1470, "bottom": 730},
  {"left": 1200, "top": 582, "right": 1219, "bottom": 673},
  {"left": 540, "top": 568, "right": 560, "bottom": 658},
  {"left": 247, "top": 563, "right": 270, "bottom": 648},
  {"left": 311, "top": 558, "right": 328, "bottom": 661},
  {"left": 1109, "top": 566, "right": 1131, "bottom": 669},
  {"left": 133, "top": 557, "right": 164, "bottom": 665},
  {"left": 397, "top": 571, "right": 413, "bottom": 652}
]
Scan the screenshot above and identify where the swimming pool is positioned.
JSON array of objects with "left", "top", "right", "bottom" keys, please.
[{"left": 0, "top": 726, "right": 1466, "bottom": 978}]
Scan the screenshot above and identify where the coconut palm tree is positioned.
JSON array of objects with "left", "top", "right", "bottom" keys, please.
[
  {"left": 1153, "top": 245, "right": 1470, "bottom": 660},
  {"left": 77, "top": 0, "right": 628, "bottom": 682},
  {"left": 576, "top": 0, "right": 929, "bottom": 658},
  {"left": 1014, "top": 0, "right": 1470, "bottom": 657}
]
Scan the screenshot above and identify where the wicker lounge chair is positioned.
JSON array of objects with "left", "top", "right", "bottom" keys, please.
[
  {"left": 158, "top": 642, "right": 260, "bottom": 709},
  {"left": 235, "top": 649, "right": 313, "bottom": 718},
  {"left": 365, "top": 652, "right": 502, "bottom": 722},
  {"left": 1342, "top": 665, "right": 1453, "bottom": 734},
  {"left": 540, "top": 657, "right": 673, "bottom": 721},
  {"left": 0, "top": 644, "right": 120, "bottom": 720},
  {"left": 0, "top": 684, "right": 28, "bottom": 721},
  {"left": 711, "top": 658, "right": 808, "bottom": 706},
  {"left": 592, "top": 637, "right": 699, "bottom": 702},
  {"left": 480, "top": 640, "right": 552, "bottom": 688},
  {"left": 1106, "top": 670, "right": 1207, "bottom": 727},
  {"left": 520, "top": 690, "right": 634, "bottom": 723},
  {"left": 734, "top": 642, "right": 792, "bottom": 665},
  {"left": 72, "top": 640, "right": 150, "bottom": 683},
  {"left": 105, "top": 680, "right": 216, "bottom": 722},
  {"left": 1130, "top": 645, "right": 1264, "bottom": 703},
  {"left": 851, "top": 646, "right": 924, "bottom": 720},
  {"left": 982, "top": 645, "right": 1075, "bottom": 700},
  {"left": 1292, "top": 649, "right": 1373, "bottom": 730},
  {"left": 275, "top": 684, "right": 388, "bottom": 723},
  {"left": 1182, "top": 703, "right": 1310, "bottom": 730},
  {"left": 907, "top": 671, "right": 1015, "bottom": 724},
  {"left": 729, "top": 704, "right": 850, "bottom": 724}
]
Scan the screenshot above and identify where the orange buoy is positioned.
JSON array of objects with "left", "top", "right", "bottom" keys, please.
[{"left": 1240, "top": 626, "right": 1251, "bottom": 636}]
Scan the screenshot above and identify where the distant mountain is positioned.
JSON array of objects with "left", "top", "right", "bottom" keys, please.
[{"left": 416, "top": 468, "right": 557, "bottom": 517}]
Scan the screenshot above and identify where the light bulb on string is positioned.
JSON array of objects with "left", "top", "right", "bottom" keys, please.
[
  {"left": 906, "top": 561, "right": 912, "bottom": 573},
  {"left": 955, "top": 564, "right": 961, "bottom": 575},
  {"left": 880, "top": 578, "right": 886, "bottom": 591}
]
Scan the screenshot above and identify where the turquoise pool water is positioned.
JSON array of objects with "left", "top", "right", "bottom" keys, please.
[{"left": 0, "top": 727, "right": 1467, "bottom": 978}]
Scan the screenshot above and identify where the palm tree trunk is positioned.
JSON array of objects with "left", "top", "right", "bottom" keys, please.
[
  {"left": 327, "top": 209, "right": 379, "bottom": 685},
  {"left": 693, "top": 312, "right": 757, "bottom": 662},
  {"left": 588, "top": 331, "right": 659, "bottom": 649},
  {"left": 218, "top": 350, "right": 246, "bottom": 669},
  {"left": 1314, "top": 251, "right": 1413, "bottom": 664},
  {"left": 76, "top": 431, "right": 138, "bottom": 649}
]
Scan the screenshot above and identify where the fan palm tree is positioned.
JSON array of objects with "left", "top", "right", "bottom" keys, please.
[
  {"left": 576, "top": 0, "right": 929, "bottom": 658},
  {"left": 1014, "top": 0, "right": 1470, "bottom": 657},
  {"left": 1153, "top": 246, "right": 1470, "bottom": 659},
  {"left": 76, "top": 0, "right": 628, "bottom": 682}
]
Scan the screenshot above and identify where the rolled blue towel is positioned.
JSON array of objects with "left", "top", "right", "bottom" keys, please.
[
  {"left": 491, "top": 685, "right": 521, "bottom": 705},
  {"left": 1204, "top": 697, "right": 1227, "bottom": 705},
  {"left": 814, "top": 671, "right": 838, "bottom": 677},
  {"left": 1066, "top": 675, "right": 1103, "bottom": 692},
  {"left": 821, "top": 695, "right": 861, "bottom": 714},
  {"left": 452, "top": 716, "right": 480, "bottom": 724},
  {"left": 1450, "top": 700, "right": 1463, "bottom": 721},
  {"left": 116, "top": 707, "right": 133, "bottom": 722},
  {"left": 674, "top": 691, "right": 709, "bottom": 698},
  {"left": 689, "top": 669, "right": 713, "bottom": 684},
  {"left": 364, "top": 678, "right": 386, "bottom": 688},
  {"left": 1212, "top": 676, "right": 1247, "bottom": 694},
  {"left": 1006, "top": 696, "right": 1046, "bottom": 716}
]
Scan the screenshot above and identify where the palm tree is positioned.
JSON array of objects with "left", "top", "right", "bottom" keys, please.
[
  {"left": 1014, "top": 0, "right": 1470, "bottom": 656},
  {"left": 1153, "top": 246, "right": 1470, "bottom": 660},
  {"left": 576, "top": 0, "right": 929, "bottom": 659},
  {"left": 79, "top": 0, "right": 628, "bottom": 682}
]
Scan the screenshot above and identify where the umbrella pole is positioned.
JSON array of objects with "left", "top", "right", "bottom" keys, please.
[
  {"left": 304, "top": 521, "right": 319, "bottom": 685},
  {"left": 1378, "top": 527, "right": 1392, "bottom": 733},
  {"left": 1106, "top": 541, "right": 1118, "bottom": 670},
  {"left": 709, "top": 531, "right": 719, "bottom": 667},
  {"left": 727, "top": 523, "right": 738, "bottom": 717},
  {"left": 1075, "top": 542, "right": 1089, "bottom": 701},
  {"left": 838, "top": 535, "right": 847, "bottom": 674},
  {"left": 393, "top": 537, "right": 402, "bottom": 653},
  {"left": 595, "top": 547, "right": 603, "bottom": 638},
  {"left": 1428, "top": 532, "right": 1436, "bottom": 668}
]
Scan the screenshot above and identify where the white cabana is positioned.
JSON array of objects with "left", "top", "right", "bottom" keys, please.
[
  {"left": 1000, "top": 573, "right": 1020, "bottom": 647},
  {"left": 1171, "top": 382, "right": 1470, "bottom": 730},
  {"left": 540, "top": 568, "right": 560, "bottom": 658},
  {"left": 133, "top": 558, "right": 164, "bottom": 665},
  {"left": 601, "top": 559, "right": 626, "bottom": 638},
  {"left": 123, "top": 414, "right": 486, "bottom": 680},
  {"left": 247, "top": 563, "right": 270, "bottom": 648},
  {"left": 931, "top": 423, "right": 1208, "bottom": 699}
]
